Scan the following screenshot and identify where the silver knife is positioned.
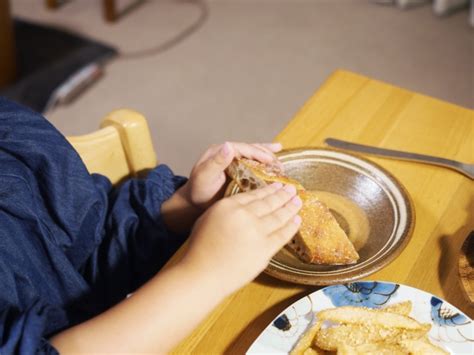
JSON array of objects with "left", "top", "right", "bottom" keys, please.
[{"left": 324, "top": 138, "right": 474, "bottom": 180}]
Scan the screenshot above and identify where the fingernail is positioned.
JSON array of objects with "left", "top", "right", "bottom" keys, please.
[
  {"left": 283, "top": 184, "right": 296, "bottom": 195},
  {"left": 270, "top": 182, "right": 283, "bottom": 189},
  {"left": 291, "top": 196, "right": 302, "bottom": 207},
  {"left": 293, "top": 215, "right": 302, "bottom": 225},
  {"left": 271, "top": 142, "right": 282, "bottom": 151},
  {"left": 220, "top": 142, "right": 231, "bottom": 157},
  {"left": 262, "top": 154, "right": 274, "bottom": 163}
]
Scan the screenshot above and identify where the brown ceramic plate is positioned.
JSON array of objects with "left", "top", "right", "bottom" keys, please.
[{"left": 225, "top": 148, "right": 415, "bottom": 285}]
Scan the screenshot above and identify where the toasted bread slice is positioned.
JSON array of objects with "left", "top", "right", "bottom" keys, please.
[
  {"left": 226, "top": 158, "right": 305, "bottom": 191},
  {"left": 292, "top": 190, "right": 359, "bottom": 264},
  {"left": 399, "top": 337, "right": 448, "bottom": 355},
  {"left": 302, "top": 348, "right": 322, "bottom": 355},
  {"left": 314, "top": 323, "right": 429, "bottom": 351},
  {"left": 226, "top": 158, "right": 359, "bottom": 265},
  {"left": 337, "top": 342, "right": 409, "bottom": 355},
  {"left": 382, "top": 301, "right": 412, "bottom": 316},
  {"left": 317, "top": 306, "right": 430, "bottom": 331},
  {"left": 290, "top": 321, "right": 322, "bottom": 355}
]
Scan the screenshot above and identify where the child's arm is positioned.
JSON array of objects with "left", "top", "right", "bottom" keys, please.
[
  {"left": 50, "top": 183, "right": 302, "bottom": 353},
  {"left": 80, "top": 142, "right": 281, "bottom": 309}
]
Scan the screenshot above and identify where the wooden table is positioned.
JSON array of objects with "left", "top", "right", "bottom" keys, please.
[{"left": 171, "top": 70, "right": 474, "bottom": 354}]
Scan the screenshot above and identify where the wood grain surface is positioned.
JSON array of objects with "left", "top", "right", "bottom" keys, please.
[{"left": 171, "top": 70, "right": 474, "bottom": 354}]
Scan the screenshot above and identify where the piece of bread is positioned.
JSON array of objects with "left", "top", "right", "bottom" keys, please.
[
  {"left": 399, "top": 338, "right": 448, "bottom": 355},
  {"left": 226, "top": 158, "right": 305, "bottom": 191},
  {"left": 382, "top": 301, "right": 412, "bottom": 316},
  {"left": 337, "top": 342, "right": 408, "bottom": 355},
  {"left": 226, "top": 158, "right": 359, "bottom": 265},
  {"left": 314, "top": 323, "right": 429, "bottom": 351},
  {"left": 291, "top": 302, "right": 442, "bottom": 355},
  {"left": 293, "top": 190, "right": 359, "bottom": 264},
  {"left": 290, "top": 321, "right": 322, "bottom": 355},
  {"left": 316, "top": 306, "right": 429, "bottom": 330}
]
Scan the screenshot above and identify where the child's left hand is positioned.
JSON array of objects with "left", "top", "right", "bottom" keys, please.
[{"left": 181, "top": 142, "right": 282, "bottom": 211}]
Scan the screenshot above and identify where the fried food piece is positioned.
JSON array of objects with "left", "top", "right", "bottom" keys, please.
[
  {"left": 293, "top": 302, "right": 444, "bottom": 355},
  {"left": 337, "top": 336, "right": 448, "bottom": 355},
  {"left": 292, "top": 302, "right": 415, "bottom": 355},
  {"left": 303, "top": 348, "right": 323, "bottom": 355},
  {"left": 314, "top": 323, "right": 430, "bottom": 351},
  {"left": 382, "top": 301, "right": 412, "bottom": 316},
  {"left": 317, "top": 306, "right": 428, "bottom": 330},
  {"left": 337, "top": 342, "right": 408, "bottom": 355},
  {"left": 399, "top": 337, "right": 449, "bottom": 355},
  {"left": 226, "top": 158, "right": 359, "bottom": 265},
  {"left": 290, "top": 321, "right": 322, "bottom": 355}
]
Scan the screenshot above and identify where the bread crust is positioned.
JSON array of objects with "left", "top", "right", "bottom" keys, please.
[{"left": 226, "top": 158, "right": 359, "bottom": 265}]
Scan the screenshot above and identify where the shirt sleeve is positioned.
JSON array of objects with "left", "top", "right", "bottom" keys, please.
[
  {"left": 0, "top": 297, "right": 59, "bottom": 355},
  {"left": 80, "top": 166, "right": 188, "bottom": 306},
  {"left": 0, "top": 97, "right": 190, "bottom": 351}
]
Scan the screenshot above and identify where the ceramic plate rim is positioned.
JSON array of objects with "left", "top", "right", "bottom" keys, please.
[{"left": 225, "top": 147, "right": 415, "bottom": 285}]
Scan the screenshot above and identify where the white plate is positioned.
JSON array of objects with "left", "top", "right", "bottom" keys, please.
[{"left": 247, "top": 281, "right": 473, "bottom": 354}]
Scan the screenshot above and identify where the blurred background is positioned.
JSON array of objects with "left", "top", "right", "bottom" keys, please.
[{"left": 1, "top": 0, "right": 473, "bottom": 175}]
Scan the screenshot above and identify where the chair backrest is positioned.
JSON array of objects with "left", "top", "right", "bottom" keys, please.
[{"left": 67, "top": 109, "right": 157, "bottom": 184}]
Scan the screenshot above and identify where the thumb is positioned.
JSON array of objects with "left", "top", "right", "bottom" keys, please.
[{"left": 198, "top": 142, "right": 234, "bottom": 182}]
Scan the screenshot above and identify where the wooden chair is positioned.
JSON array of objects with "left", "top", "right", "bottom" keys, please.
[
  {"left": 67, "top": 109, "right": 157, "bottom": 184},
  {"left": 68, "top": 108, "right": 187, "bottom": 268}
]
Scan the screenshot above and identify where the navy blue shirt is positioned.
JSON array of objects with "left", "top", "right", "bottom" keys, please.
[{"left": 0, "top": 98, "right": 188, "bottom": 354}]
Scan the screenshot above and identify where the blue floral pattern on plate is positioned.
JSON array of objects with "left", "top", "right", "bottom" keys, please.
[
  {"left": 431, "top": 297, "right": 469, "bottom": 327},
  {"left": 273, "top": 314, "right": 292, "bottom": 331},
  {"left": 322, "top": 281, "right": 399, "bottom": 308},
  {"left": 429, "top": 297, "right": 473, "bottom": 344}
]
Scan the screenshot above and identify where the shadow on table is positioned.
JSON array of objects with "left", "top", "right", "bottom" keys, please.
[
  {"left": 438, "top": 196, "right": 474, "bottom": 319},
  {"left": 225, "top": 195, "right": 474, "bottom": 353},
  {"left": 255, "top": 272, "right": 313, "bottom": 290},
  {"left": 224, "top": 274, "right": 319, "bottom": 354}
]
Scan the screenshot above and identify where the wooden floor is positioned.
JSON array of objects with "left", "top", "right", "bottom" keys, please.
[{"left": 10, "top": 0, "right": 473, "bottom": 176}]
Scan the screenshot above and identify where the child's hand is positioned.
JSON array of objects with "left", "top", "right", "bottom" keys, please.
[
  {"left": 181, "top": 142, "right": 282, "bottom": 211},
  {"left": 181, "top": 182, "right": 302, "bottom": 296}
]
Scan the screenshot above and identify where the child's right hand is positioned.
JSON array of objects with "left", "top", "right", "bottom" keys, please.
[
  {"left": 50, "top": 184, "right": 302, "bottom": 354},
  {"left": 180, "top": 182, "right": 303, "bottom": 297}
]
